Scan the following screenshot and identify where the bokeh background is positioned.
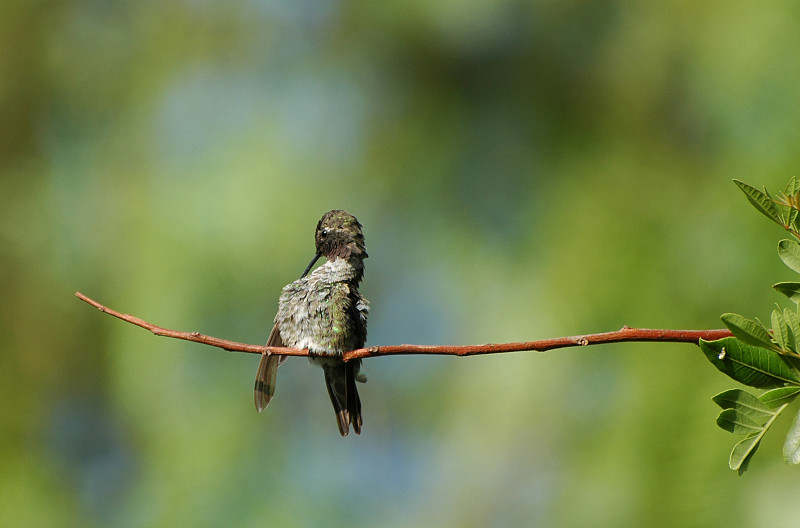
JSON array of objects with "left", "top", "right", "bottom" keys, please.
[{"left": 3, "top": 1, "right": 800, "bottom": 527}]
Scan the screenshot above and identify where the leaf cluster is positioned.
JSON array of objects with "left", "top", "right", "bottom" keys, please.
[
  {"left": 734, "top": 178, "right": 800, "bottom": 239},
  {"left": 700, "top": 179, "right": 800, "bottom": 473}
]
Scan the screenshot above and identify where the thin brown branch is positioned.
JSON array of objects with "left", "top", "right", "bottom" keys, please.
[
  {"left": 76, "top": 291, "right": 733, "bottom": 361},
  {"left": 76, "top": 291, "right": 292, "bottom": 355}
]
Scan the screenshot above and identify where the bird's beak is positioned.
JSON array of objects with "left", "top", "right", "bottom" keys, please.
[{"left": 301, "top": 252, "right": 321, "bottom": 278}]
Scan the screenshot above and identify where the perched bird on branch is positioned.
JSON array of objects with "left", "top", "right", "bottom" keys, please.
[{"left": 254, "top": 210, "right": 369, "bottom": 436}]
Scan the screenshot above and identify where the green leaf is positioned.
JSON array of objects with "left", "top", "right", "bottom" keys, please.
[
  {"left": 774, "top": 282, "right": 800, "bottom": 304},
  {"left": 772, "top": 309, "right": 789, "bottom": 350},
  {"left": 778, "top": 239, "right": 800, "bottom": 273},
  {"left": 760, "top": 386, "right": 800, "bottom": 409},
  {"left": 730, "top": 433, "right": 762, "bottom": 474},
  {"left": 783, "top": 408, "right": 800, "bottom": 465},
  {"left": 783, "top": 176, "right": 800, "bottom": 196},
  {"left": 700, "top": 337, "right": 800, "bottom": 388},
  {"left": 785, "top": 308, "right": 800, "bottom": 352},
  {"left": 783, "top": 178, "right": 800, "bottom": 229},
  {"left": 716, "top": 408, "right": 763, "bottom": 434},
  {"left": 734, "top": 179, "right": 785, "bottom": 227},
  {"left": 789, "top": 207, "right": 799, "bottom": 231},
  {"left": 712, "top": 389, "right": 774, "bottom": 424},
  {"left": 720, "top": 313, "right": 779, "bottom": 352}
]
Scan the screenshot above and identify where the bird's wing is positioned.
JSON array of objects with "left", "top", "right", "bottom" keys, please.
[{"left": 254, "top": 323, "right": 286, "bottom": 412}]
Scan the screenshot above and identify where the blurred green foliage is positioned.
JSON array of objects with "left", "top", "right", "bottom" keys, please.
[{"left": 3, "top": 1, "right": 800, "bottom": 527}]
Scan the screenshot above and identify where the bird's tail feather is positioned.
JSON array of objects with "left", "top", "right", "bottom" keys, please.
[{"left": 323, "top": 359, "right": 362, "bottom": 436}]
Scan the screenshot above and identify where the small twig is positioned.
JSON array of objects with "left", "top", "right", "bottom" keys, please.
[
  {"left": 75, "top": 292, "right": 733, "bottom": 361},
  {"left": 76, "top": 291, "right": 289, "bottom": 355}
]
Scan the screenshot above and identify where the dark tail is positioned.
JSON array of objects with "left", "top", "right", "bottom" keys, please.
[{"left": 323, "top": 359, "right": 362, "bottom": 436}]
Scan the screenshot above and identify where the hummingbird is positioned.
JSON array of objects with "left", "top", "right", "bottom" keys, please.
[{"left": 254, "top": 210, "right": 369, "bottom": 436}]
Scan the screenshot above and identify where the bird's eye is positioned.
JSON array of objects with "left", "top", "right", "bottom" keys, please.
[{"left": 320, "top": 228, "right": 329, "bottom": 238}]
